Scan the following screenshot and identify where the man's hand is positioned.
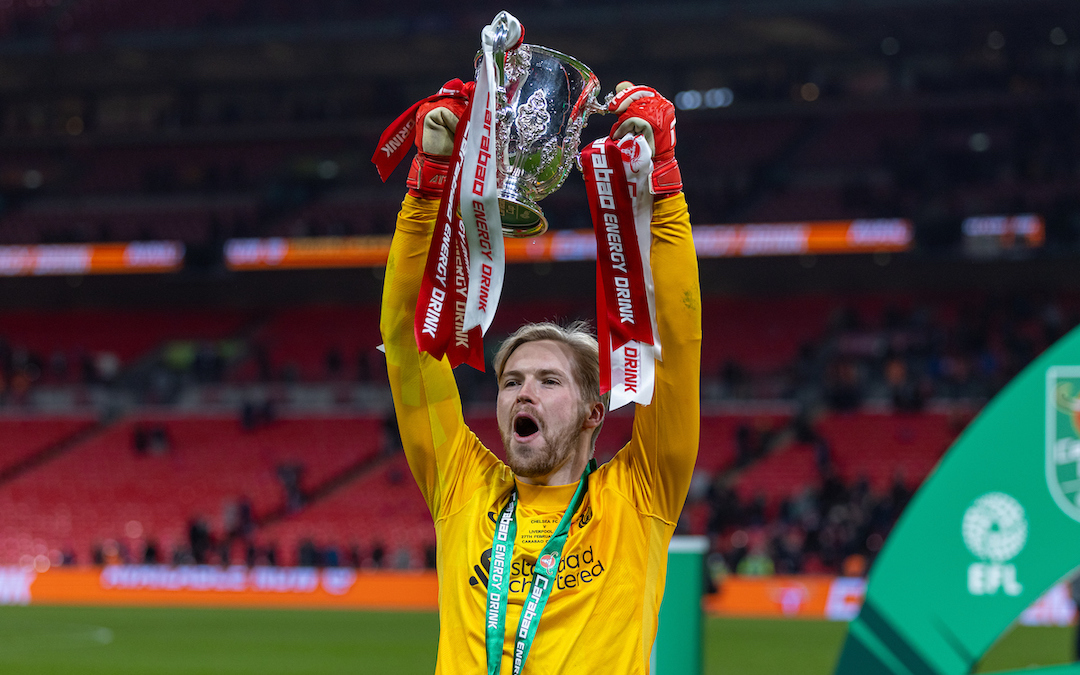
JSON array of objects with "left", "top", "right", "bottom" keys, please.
[
  {"left": 608, "top": 82, "right": 682, "bottom": 197},
  {"left": 407, "top": 79, "right": 474, "bottom": 200}
]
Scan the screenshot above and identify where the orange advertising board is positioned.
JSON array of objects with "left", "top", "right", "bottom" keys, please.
[
  {"left": 224, "top": 237, "right": 394, "bottom": 270},
  {"left": 704, "top": 575, "right": 864, "bottom": 620},
  {"left": 0, "top": 567, "right": 1071, "bottom": 626},
  {"left": 222, "top": 219, "right": 913, "bottom": 270},
  {"left": 691, "top": 220, "right": 911, "bottom": 257},
  {"left": 1, "top": 566, "right": 438, "bottom": 610},
  {"left": 2, "top": 566, "right": 862, "bottom": 617},
  {"left": 0, "top": 242, "right": 184, "bottom": 276}
]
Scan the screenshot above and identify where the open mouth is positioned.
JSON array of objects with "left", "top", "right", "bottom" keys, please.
[{"left": 513, "top": 414, "right": 540, "bottom": 440}]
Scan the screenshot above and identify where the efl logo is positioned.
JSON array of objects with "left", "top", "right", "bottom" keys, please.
[{"left": 962, "top": 492, "right": 1027, "bottom": 597}]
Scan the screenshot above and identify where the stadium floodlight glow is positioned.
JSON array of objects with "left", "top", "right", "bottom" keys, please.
[
  {"left": 674, "top": 90, "right": 703, "bottom": 110},
  {"left": 969, "top": 132, "right": 991, "bottom": 152},
  {"left": 317, "top": 159, "right": 340, "bottom": 180},
  {"left": 23, "top": 169, "right": 43, "bottom": 189},
  {"left": 704, "top": 87, "right": 734, "bottom": 108}
]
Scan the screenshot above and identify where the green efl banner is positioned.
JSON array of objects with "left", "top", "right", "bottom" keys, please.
[{"left": 834, "top": 327, "right": 1080, "bottom": 675}]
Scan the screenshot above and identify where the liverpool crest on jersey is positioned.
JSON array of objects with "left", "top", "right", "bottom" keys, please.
[{"left": 1048, "top": 367, "right": 1080, "bottom": 522}]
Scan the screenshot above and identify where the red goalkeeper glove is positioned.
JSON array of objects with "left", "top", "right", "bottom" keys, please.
[
  {"left": 406, "top": 79, "right": 475, "bottom": 200},
  {"left": 607, "top": 83, "right": 682, "bottom": 198}
]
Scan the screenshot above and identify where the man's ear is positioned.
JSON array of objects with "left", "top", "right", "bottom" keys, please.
[{"left": 583, "top": 401, "right": 605, "bottom": 430}]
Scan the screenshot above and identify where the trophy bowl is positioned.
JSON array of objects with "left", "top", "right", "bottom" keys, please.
[{"left": 479, "top": 44, "right": 605, "bottom": 237}]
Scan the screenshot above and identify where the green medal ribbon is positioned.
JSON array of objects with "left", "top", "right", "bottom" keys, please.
[{"left": 485, "top": 459, "right": 597, "bottom": 675}]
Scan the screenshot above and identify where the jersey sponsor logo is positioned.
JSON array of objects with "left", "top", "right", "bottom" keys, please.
[
  {"left": 962, "top": 492, "right": 1027, "bottom": 596},
  {"left": 510, "top": 546, "right": 606, "bottom": 593},
  {"left": 468, "top": 546, "right": 607, "bottom": 593},
  {"left": 1048, "top": 368, "right": 1080, "bottom": 522}
]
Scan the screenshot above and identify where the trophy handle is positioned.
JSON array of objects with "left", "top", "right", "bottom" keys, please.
[
  {"left": 484, "top": 11, "right": 523, "bottom": 89},
  {"left": 571, "top": 95, "right": 611, "bottom": 175},
  {"left": 596, "top": 90, "right": 616, "bottom": 115},
  {"left": 588, "top": 95, "right": 610, "bottom": 117},
  {"left": 487, "top": 11, "right": 515, "bottom": 51}
]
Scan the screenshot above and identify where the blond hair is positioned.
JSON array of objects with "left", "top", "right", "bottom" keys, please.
[{"left": 493, "top": 321, "right": 608, "bottom": 448}]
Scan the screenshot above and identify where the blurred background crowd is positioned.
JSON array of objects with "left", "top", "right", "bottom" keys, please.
[{"left": 1, "top": 0, "right": 1078, "bottom": 578}]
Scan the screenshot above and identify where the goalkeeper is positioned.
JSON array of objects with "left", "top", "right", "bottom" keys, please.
[{"left": 380, "top": 79, "right": 701, "bottom": 674}]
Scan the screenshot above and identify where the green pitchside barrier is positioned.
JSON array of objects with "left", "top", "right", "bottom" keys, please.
[{"left": 653, "top": 535, "right": 708, "bottom": 675}]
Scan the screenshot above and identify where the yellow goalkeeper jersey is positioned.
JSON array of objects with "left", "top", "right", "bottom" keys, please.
[{"left": 380, "top": 193, "right": 701, "bottom": 674}]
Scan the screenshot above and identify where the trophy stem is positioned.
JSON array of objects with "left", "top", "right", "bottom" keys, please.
[{"left": 498, "top": 172, "right": 546, "bottom": 238}]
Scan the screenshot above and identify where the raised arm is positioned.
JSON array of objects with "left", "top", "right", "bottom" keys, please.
[
  {"left": 379, "top": 84, "right": 480, "bottom": 520},
  {"left": 609, "top": 84, "right": 702, "bottom": 521}
]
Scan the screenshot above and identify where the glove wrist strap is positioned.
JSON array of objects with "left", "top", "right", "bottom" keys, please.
[
  {"left": 651, "top": 157, "right": 682, "bottom": 198},
  {"left": 407, "top": 153, "right": 452, "bottom": 200}
]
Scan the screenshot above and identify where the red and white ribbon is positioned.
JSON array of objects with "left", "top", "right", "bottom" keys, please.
[
  {"left": 414, "top": 94, "right": 485, "bottom": 370},
  {"left": 411, "top": 17, "right": 520, "bottom": 371},
  {"left": 581, "top": 135, "right": 661, "bottom": 409},
  {"left": 380, "top": 13, "right": 521, "bottom": 371},
  {"left": 461, "top": 27, "right": 505, "bottom": 337}
]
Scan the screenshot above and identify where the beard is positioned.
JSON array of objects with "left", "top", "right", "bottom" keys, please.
[{"left": 502, "top": 408, "right": 587, "bottom": 479}]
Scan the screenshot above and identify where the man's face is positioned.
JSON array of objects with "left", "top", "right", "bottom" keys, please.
[{"left": 497, "top": 340, "right": 591, "bottom": 480}]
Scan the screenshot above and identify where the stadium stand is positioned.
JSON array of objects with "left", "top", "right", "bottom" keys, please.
[
  {"left": 731, "top": 442, "right": 823, "bottom": 510},
  {"left": 0, "top": 0, "right": 1078, "bottom": 584},
  {"left": 0, "top": 415, "right": 384, "bottom": 566},
  {"left": 697, "top": 414, "right": 793, "bottom": 473},
  {"left": 700, "top": 296, "right": 832, "bottom": 375},
  {"left": 816, "top": 412, "right": 958, "bottom": 492},
  {"left": 256, "top": 454, "right": 431, "bottom": 568},
  {"left": 0, "top": 416, "right": 96, "bottom": 475},
  {"left": 716, "top": 412, "right": 957, "bottom": 510},
  {"left": 4, "top": 281, "right": 1056, "bottom": 574},
  {"left": 234, "top": 306, "right": 384, "bottom": 383},
  {"left": 0, "top": 309, "right": 249, "bottom": 366}
]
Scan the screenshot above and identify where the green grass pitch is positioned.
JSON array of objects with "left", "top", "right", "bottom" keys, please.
[{"left": 0, "top": 606, "right": 1071, "bottom": 674}]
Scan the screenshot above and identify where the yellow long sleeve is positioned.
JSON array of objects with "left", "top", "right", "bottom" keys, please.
[{"left": 379, "top": 191, "right": 702, "bottom": 674}]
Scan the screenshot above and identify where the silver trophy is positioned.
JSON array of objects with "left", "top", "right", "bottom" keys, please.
[{"left": 481, "top": 25, "right": 605, "bottom": 237}]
